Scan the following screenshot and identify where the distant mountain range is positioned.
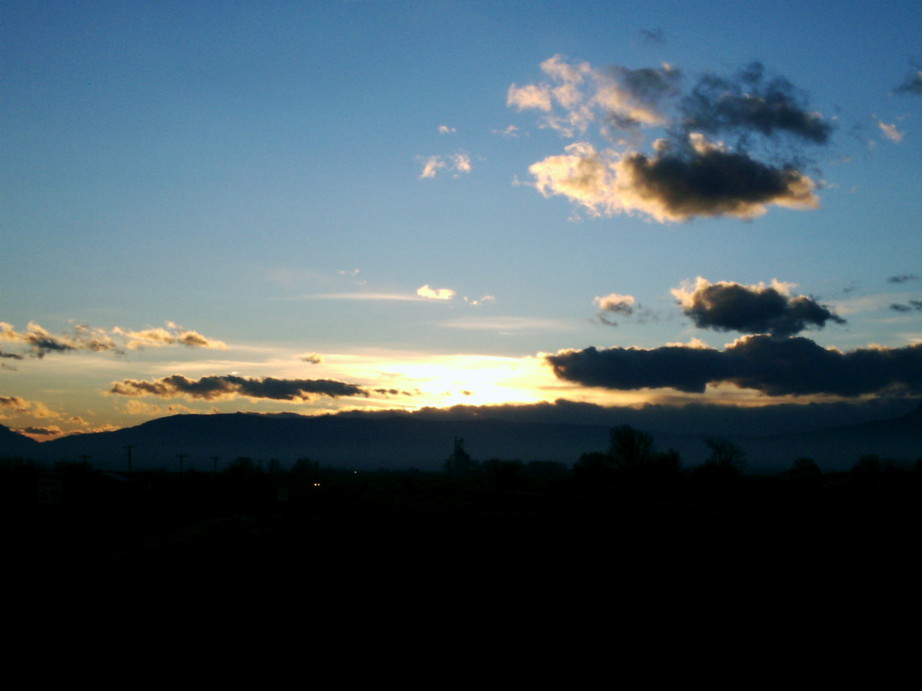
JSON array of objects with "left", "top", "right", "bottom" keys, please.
[{"left": 3, "top": 403, "right": 921, "bottom": 473}]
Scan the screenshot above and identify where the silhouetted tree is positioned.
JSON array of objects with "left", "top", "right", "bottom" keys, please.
[
  {"left": 691, "top": 437, "right": 745, "bottom": 482},
  {"left": 851, "top": 454, "right": 882, "bottom": 478},
  {"left": 704, "top": 437, "right": 746, "bottom": 469},
  {"left": 576, "top": 426, "right": 680, "bottom": 485},
  {"left": 609, "top": 425, "right": 654, "bottom": 471}
]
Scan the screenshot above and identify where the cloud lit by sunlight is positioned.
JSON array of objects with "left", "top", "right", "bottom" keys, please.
[{"left": 417, "top": 284, "right": 456, "bottom": 300}]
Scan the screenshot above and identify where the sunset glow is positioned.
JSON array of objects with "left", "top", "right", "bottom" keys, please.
[{"left": 3, "top": 2, "right": 922, "bottom": 442}]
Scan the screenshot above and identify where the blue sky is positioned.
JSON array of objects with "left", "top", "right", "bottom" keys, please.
[{"left": 3, "top": 1, "right": 922, "bottom": 438}]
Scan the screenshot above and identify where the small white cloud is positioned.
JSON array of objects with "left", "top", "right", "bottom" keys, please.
[
  {"left": 438, "top": 125, "right": 457, "bottom": 134},
  {"left": 417, "top": 284, "right": 457, "bottom": 300},
  {"left": 418, "top": 153, "right": 472, "bottom": 179},
  {"left": 464, "top": 295, "right": 496, "bottom": 306},
  {"left": 594, "top": 293, "right": 636, "bottom": 313},
  {"left": 419, "top": 155, "right": 446, "bottom": 179},
  {"left": 878, "top": 121, "right": 904, "bottom": 142},
  {"left": 453, "top": 153, "right": 472, "bottom": 173}
]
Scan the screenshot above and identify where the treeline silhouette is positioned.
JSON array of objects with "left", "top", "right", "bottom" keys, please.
[{"left": 3, "top": 425, "right": 922, "bottom": 564}]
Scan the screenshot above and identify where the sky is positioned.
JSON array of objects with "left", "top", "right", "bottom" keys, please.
[{"left": 3, "top": 0, "right": 922, "bottom": 440}]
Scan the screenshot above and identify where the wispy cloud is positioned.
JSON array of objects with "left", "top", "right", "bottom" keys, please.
[
  {"left": 464, "top": 294, "right": 496, "bottom": 306},
  {"left": 440, "top": 316, "right": 578, "bottom": 332},
  {"left": 301, "top": 292, "right": 430, "bottom": 302},
  {"left": 878, "top": 120, "right": 904, "bottom": 142},
  {"left": 0, "top": 321, "right": 118, "bottom": 358},
  {"left": 638, "top": 28, "right": 665, "bottom": 46},
  {"left": 123, "top": 400, "right": 195, "bottom": 416},
  {"left": 417, "top": 152, "right": 473, "bottom": 178},
  {"left": 1, "top": 320, "right": 227, "bottom": 358},
  {"left": 890, "top": 300, "right": 922, "bottom": 313},
  {"left": 680, "top": 62, "right": 832, "bottom": 145},
  {"left": 895, "top": 67, "right": 922, "bottom": 96}
]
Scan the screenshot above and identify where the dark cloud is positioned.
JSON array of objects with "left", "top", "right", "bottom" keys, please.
[
  {"left": 2, "top": 323, "right": 80, "bottom": 358},
  {"left": 895, "top": 67, "right": 922, "bottom": 96},
  {"left": 547, "top": 344, "right": 728, "bottom": 394},
  {"left": 373, "top": 388, "right": 417, "bottom": 397},
  {"left": 0, "top": 350, "right": 24, "bottom": 360},
  {"left": 613, "top": 65, "right": 681, "bottom": 111},
  {"left": 638, "top": 28, "right": 665, "bottom": 46},
  {"left": 680, "top": 62, "right": 833, "bottom": 146},
  {"left": 27, "top": 336, "right": 77, "bottom": 357},
  {"left": 673, "top": 278, "right": 844, "bottom": 337},
  {"left": 888, "top": 274, "right": 919, "bottom": 284},
  {"left": 109, "top": 375, "right": 368, "bottom": 401},
  {"left": 890, "top": 300, "right": 922, "bottom": 313},
  {"left": 16, "top": 426, "right": 62, "bottom": 436},
  {"left": 617, "top": 141, "right": 818, "bottom": 220},
  {"left": 547, "top": 336, "right": 922, "bottom": 397}
]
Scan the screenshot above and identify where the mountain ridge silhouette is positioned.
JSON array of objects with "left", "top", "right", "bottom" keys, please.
[{"left": 2, "top": 403, "right": 919, "bottom": 472}]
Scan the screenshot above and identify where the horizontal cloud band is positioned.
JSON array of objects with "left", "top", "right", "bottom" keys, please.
[
  {"left": 546, "top": 336, "right": 922, "bottom": 397},
  {"left": 109, "top": 375, "right": 368, "bottom": 401},
  {"left": 1, "top": 321, "right": 226, "bottom": 358}
]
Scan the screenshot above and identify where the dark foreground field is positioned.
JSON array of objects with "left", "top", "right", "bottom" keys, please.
[{"left": 5, "top": 461, "right": 922, "bottom": 572}]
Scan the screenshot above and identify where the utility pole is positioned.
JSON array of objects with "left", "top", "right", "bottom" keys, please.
[
  {"left": 124, "top": 445, "right": 135, "bottom": 475},
  {"left": 211, "top": 456, "right": 220, "bottom": 475},
  {"left": 79, "top": 454, "right": 91, "bottom": 470},
  {"left": 177, "top": 453, "right": 187, "bottom": 477}
]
